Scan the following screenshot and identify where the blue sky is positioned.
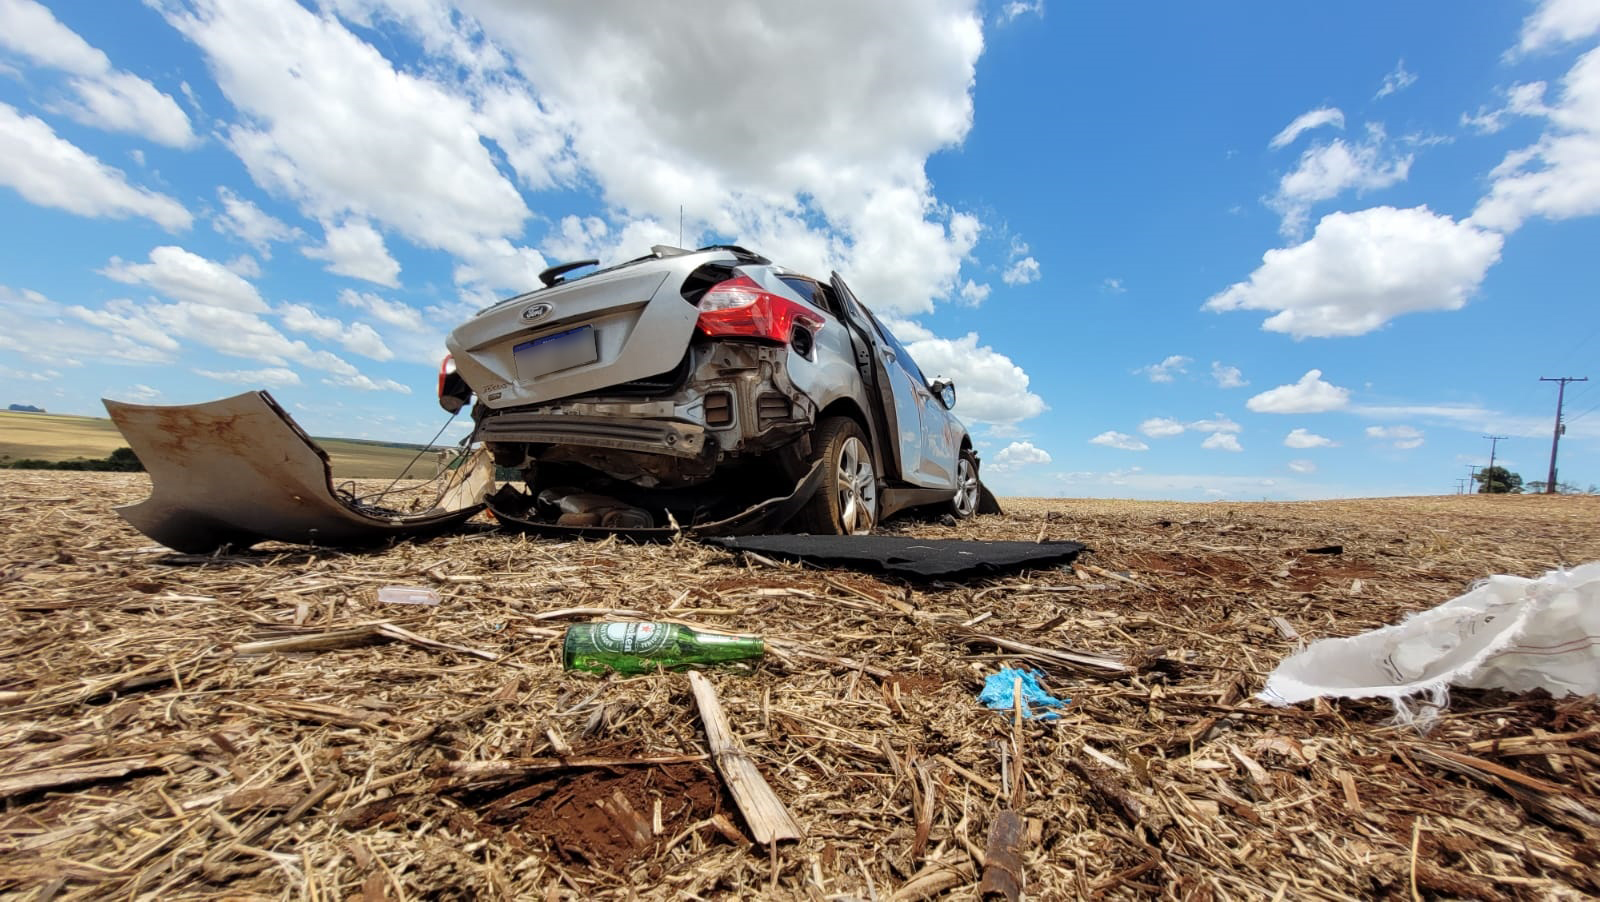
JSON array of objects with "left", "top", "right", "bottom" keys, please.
[{"left": 1, "top": 0, "right": 1597, "bottom": 500}]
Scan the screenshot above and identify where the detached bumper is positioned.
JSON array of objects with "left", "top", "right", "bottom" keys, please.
[{"left": 104, "top": 392, "right": 491, "bottom": 553}]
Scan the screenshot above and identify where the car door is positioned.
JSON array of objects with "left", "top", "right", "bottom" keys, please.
[
  {"left": 865, "top": 313, "right": 955, "bottom": 488},
  {"left": 828, "top": 275, "right": 920, "bottom": 482}
]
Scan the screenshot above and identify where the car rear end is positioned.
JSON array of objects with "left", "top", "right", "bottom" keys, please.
[{"left": 443, "top": 247, "right": 854, "bottom": 524}]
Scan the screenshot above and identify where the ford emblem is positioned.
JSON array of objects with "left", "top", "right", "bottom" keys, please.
[{"left": 520, "top": 302, "right": 555, "bottom": 323}]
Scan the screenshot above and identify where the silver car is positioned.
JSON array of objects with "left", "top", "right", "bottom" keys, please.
[{"left": 439, "top": 245, "right": 989, "bottom": 534}]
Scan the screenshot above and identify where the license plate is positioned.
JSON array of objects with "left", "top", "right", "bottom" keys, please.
[{"left": 514, "top": 325, "right": 598, "bottom": 379}]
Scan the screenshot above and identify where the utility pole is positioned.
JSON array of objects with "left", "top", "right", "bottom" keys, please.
[
  {"left": 1482, "top": 435, "right": 1508, "bottom": 493},
  {"left": 1466, "top": 464, "right": 1482, "bottom": 494},
  {"left": 1455, "top": 478, "right": 1467, "bottom": 494},
  {"left": 1540, "top": 376, "right": 1588, "bottom": 494}
]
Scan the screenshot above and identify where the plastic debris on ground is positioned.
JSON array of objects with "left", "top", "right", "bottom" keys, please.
[
  {"left": 377, "top": 586, "right": 441, "bottom": 606},
  {"left": 976, "top": 667, "right": 1068, "bottom": 720},
  {"left": 1260, "top": 560, "right": 1600, "bottom": 727}
]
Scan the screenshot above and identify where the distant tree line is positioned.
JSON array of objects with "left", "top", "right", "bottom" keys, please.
[
  {"left": 7, "top": 404, "right": 45, "bottom": 413},
  {"left": 1, "top": 447, "right": 144, "bottom": 471}
]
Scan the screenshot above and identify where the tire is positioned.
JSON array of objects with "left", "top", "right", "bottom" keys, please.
[
  {"left": 951, "top": 448, "right": 981, "bottom": 519},
  {"left": 797, "top": 417, "right": 877, "bottom": 535}
]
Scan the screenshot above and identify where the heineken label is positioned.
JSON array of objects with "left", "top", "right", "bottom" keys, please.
[{"left": 593, "top": 621, "right": 672, "bottom": 654}]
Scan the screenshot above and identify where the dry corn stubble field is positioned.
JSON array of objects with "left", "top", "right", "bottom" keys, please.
[{"left": 2, "top": 471, "right": 1598, "bottom": 901}]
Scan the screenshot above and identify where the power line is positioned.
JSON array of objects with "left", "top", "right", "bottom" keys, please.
[{"left": 1540, "top": 376, "right": 1588, "bottom": 493}]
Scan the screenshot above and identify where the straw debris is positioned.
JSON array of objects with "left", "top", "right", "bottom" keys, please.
[{"left": 2, "top": 471, "right": 1598, "bottom": 899}]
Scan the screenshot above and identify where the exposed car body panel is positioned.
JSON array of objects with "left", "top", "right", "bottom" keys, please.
[{"left": 103, "top": 392, "right": 492, "bottom": 553}]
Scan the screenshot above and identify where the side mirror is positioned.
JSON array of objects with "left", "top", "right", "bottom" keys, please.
[{"left": 929, "top": 377, "right": 956, "bottom": 410}]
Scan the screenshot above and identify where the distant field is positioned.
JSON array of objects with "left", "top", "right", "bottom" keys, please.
[{"left": 0, "top": 409, "right": 438, "bottom": 479}]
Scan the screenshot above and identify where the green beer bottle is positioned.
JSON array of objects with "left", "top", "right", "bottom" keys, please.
[{"left": 563, "top": 622, "right": 765, "bottom": 674}]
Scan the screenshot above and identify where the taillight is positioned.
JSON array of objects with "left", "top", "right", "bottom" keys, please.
[
  {"left": 437, "top": 354, "right": 455, "bottom": 399},
  {"left": 695, "top": 275, "right": 822, "bottom": 343}
]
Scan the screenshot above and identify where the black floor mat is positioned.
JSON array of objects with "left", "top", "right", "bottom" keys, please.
[{"left": 705, "top": 534, "right": 1086, "bottom": 580}]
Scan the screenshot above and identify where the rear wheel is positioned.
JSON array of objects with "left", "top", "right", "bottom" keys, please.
[
  {"left": 798, "top": 417, "right": 877, "bottom": 535},
  {"left": 951, "top": 449, "right": 981, "bottom": 519}
]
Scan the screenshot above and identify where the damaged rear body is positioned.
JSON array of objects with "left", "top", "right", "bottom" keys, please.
[{"left": 446, "top": 245, "right": 988, "bottom": 534}]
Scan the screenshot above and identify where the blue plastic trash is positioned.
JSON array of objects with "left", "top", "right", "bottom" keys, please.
[{"left": 977, "top": 667, "right": 1068, "bottom": 720}]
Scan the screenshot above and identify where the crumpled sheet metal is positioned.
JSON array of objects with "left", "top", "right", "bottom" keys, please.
[
  {"left": 484, "top": 461, "right": 826, "bottom": 540},
  {"left": 104, "top": 391, "right": 491, "bottom": 553},
  {"left": 705, "top": 535, "right": 1086, "bottom": 580}
]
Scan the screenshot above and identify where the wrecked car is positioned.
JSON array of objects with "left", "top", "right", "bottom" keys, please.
[{"left": 441, "top": 245, "right": 993, "bottom": 534}]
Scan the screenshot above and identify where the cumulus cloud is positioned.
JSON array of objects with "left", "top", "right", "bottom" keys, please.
[
  {"left": 1140, "top": 417, "right": 1186, "bottom": 437},
  {"left": 1211, "top": 361, "right": 1247, "bottom": 388},
  {"left": 1366, "top": 424, "right": 1425, "bottom": 449},
  {"left": 278, "top": 302, "right": 393, "bottom": 360},
  {"left": 1284, "top": 428, "right": 1336, "bottom": 448},
  {"left": 1517, "top": 0, "right": 1600, "bottom": 55},
  {"left": 958, "top": 279, "right": 991, "bottom": 305},
  {"left": 1269, "top": 106, "right": 1344, "bottom": 150},
  {"left": 990, "top": 440, "right": 1051, "bottom": 471},
  {"left": 0, "top": 285, "right": 175, "bottom": 365},
  {"left": 1090, "top": 431, "right": 1148, "bottom": 451},
  {"left": 0, "top": 103, "right": 192, "bottom": 230},
  {"left": 1472, "top": 44, "right": 1600, "bottom": 233},
  {"left": 214, "top": 187, "right": 301, "bottom": 255},
  {"left": 338, "top": 289, "right": 427, "bottom": 333},
  {"left": 905, "top": 332, "right": 1046, "bottom": 426},
  {"left": 102, "top": 246, "right": 267, "bottom": 313},
  {"left": 195, "top": 366, "right": 302, "bottom": 387},
  {"left": 1002, "top": 256, "right": 1040, "bottom": 286},
  {"left": 1246, "top": 370, "right": 1350, "bottom": 414},
  {"left": 1201, "top": 432, "right": 1242, "bottom": 452},
  {"left": 1375, "top": 60, "right": 1417, "bottom": 99},
  {"left": 1135, "top": 355, "right": 1190, "bottom": 383},
  {"left": 1190, "top": 415, "right": 1241, "bottom": 434},
  {"left": 1205, "top": 206, "right": 1503, "bottom": 338},
  {"left": 1287, "top": 459, "right": 1317, "bottom": 473},
  {"left": 301, "top": 219, "right": 402, "bottom": 287},
  {"left": 0, "top": 0, "right": 196, "bottom": 147},
  {"left": 1268, "top": 125, "right": 1413, "bottom": 236}
]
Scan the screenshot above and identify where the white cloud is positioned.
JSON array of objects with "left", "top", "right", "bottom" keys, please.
[
  {"left": 958, "top": 279, "right": 991, "bottom": 305},
  {"left": 990, "top": 440, "right": 1051, "bottom": 471},
  {"left": 1190, "top": 415, "right": 1240, "bottom": 434},
  {"left": 1102, "top": 277, "right": 1125, "bottom": 294},
  {"left": 905, "top": 331, "right": 1046, "bottom": 426},
  {"left": 1269, "top": 106, "right": 1344, "bottom": 150},
  {"left": 161, "top": 0, "right": 534, "bottom": 284},
  {"left": 277, "top": 303, "right": 393, "bottom": 360},
  {"left": 1211, "top": 361, "right": 1247, "bottom": 388},
  {"left": 195, "top": 366, "right": 302, "bottom": 387},
  {"left": 998, "top": 0, "right": 1043, "bottom": 25},
  {"left": 1201, "top": 432, "right": 1242, "bottom": 452},
  {"left": 1366, "top": 424, "right": 1425, "bottom": 449},
  {"left": 1287, "top": 459, "right": 1317, "bottom": 474},
  {"left": 1135, "top": 354, "right": 1190, "bottom": 383},
  {"left": 214, "top": 187, "right": 301, "bottom": 255},
  {"left": 301, "top": 218, "right": 402, "bottom": 287},
  {"left": 1517, "top": 0, "right": 1600, "bottom": 55},
  {"left": 0, "top": 286, "right": 174, "bottom": 365},
  {"left": 113, "top": 384, "right": 162, "bottom": 401},
  {"left": 101, "top": 246, "right": 267, "bottom": 313},
  {"left": 0, "top": 102, "right": 192, "bottom": 230},
  {"left": 1140, "top": 417, "right": 1186, "bottom": 438},
  {"left": 1246, "top": 370, "right": 1350, "bottom": 414},
  {"left": 1002, "top": 256, "right": 1040, "bottom": 286},
  {"left": 1268, "top": 125, "right": 1413, "bottom": 236},
  {"left": 338, "top": 289, "right": 427, "bottom": 333},
  {"left": 324, "top": 372, "right": 412, "bottom": 393},
  {"left": 1461, "top": 82, "right": 1550, "bottom": 134},
  {"left": 0, "top": 0, "right": 196, "bottom": 147},
  {"left": 1471, "top": 45, "right": 1600, "bottom": 233},
  {"left": 1284, "top": 428, "right": 1336, "bottom": 448},
  {"left": 1206, "top": 206, "right": 1503, "bottom": 338},
  {"left": 1090, "top": 431, "right": 1148, "bottom": 451},
  {"left": 1375, "top": 60, "right": 1417, "bottom": 99}
]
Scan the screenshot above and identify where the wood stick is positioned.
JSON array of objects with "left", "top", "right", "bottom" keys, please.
[
  {"left": 0, "top": 754, "right": 178, "bottom": 799},
  {"left": 687, "top": 670, "right": 803, "bottom": 845},
  {"left": 976, "top": 809, "right": 1025, "bottom": 901},
  {"left": 960, "top": 632, "right": 1128, "bottom": 674}
]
